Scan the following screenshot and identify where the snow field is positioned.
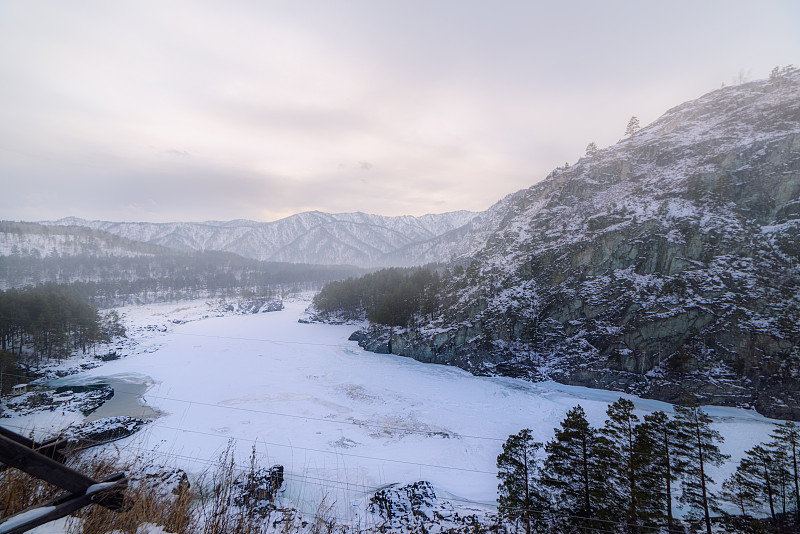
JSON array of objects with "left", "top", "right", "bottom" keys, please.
[{"left": 6, "top": 298, "right": 781, "bottom": 519}]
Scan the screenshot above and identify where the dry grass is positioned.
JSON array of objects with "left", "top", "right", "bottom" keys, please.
[
  {"left": 196, "top": 444, "right": 256, "bottom": 534},
  {"left": 0, "top": 463, "right": 62, "bottom": 517},
  {"left": 69, "top": 450, "right": 195, "bottom": 534},
  {"left": 0, "top": 446, "right": 196, "bottom": 534},
  {"left": 1, "top": 446, "right": 345, "bottom": 534},
  {"left": 0, "top": 441, "right": 372, "bottom": 534}
]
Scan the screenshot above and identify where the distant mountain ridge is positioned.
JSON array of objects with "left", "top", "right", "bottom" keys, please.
[
  {"left": 44, "top": 210, "right": 480, "bottom": 267},
  {"left": 0, "top": 221, "right": 364, "bottom": 300},
  {"left": 382, "top": 189, "right": 531, "bottom": 267}
]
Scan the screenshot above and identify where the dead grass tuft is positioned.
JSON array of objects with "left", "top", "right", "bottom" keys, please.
[{"left": 1, "top": 440, "right": 371, "bottom": 534}]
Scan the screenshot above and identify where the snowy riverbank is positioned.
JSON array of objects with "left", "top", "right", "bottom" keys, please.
[{"left": 2, "top": 296, "right": 782, "bottom": 521}]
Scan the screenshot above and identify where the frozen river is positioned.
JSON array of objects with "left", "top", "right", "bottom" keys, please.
[{"left": 10, "top": 297, "right": 781, "bottom": 516}]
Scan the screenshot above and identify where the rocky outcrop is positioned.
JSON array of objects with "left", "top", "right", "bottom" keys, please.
[
  {"left": 353, "top": 70, "right": 800, "bottom": 419},
  {"left": 230, "top": 465, "right": 285, "bottom": 518},
  {"left": 369, "top": 481, "right": 493, "bottom": 533},
  {"left": 65, "top": 416, "right": 148, "bottom": 444},
  {"left": 212, "top": 297, "right": 284, "bottom": 315},
  {"left": 3, "top": 383, "right": 115, "bottom": 417}
]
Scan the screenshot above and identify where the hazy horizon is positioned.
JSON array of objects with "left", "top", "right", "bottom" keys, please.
[
  {"left": 34, "top": 208, "right": 482, "bottom": 225},
  {"left": 2, "top": 1, "right": 799, "bottom": 223}
]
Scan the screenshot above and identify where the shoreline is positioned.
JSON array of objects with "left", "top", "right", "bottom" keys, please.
[{"left": 0, "top": 295, "right": 785, "bottom": 519}]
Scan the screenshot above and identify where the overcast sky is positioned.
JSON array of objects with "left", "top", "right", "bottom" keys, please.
[{"left": 1, "top": 1, "right": 798, "bottom": 223}]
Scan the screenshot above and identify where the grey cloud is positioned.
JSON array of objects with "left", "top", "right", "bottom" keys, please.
[{"left": 1, "top": 1, "right": 799, "bottom": 222}]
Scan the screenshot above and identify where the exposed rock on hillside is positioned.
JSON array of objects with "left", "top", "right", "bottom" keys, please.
[
  {"left": 211, "top": 296, "right": 284, "bottom": 315},
  {"left": 231, "top": 465, "right": 284, "bottom": 518},
  {"left": 369, "top": 481, "right": 492, "bottom": 533},
  {"left": 2, "top": 384, "right": 114, "bottom": 417},
  {"left": 355, "top": 70, "right": 800, "bottom": 418}
]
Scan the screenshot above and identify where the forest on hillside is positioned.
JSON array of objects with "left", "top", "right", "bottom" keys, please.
[
  {"left": 0, "top": 284, "right": 121, "bottom": 393},
  {"left": 0, "top": 252, "right": 364, "bottom": 307},
  {"left": 312, "top": 264, "right": 452, "bottom": 326}
]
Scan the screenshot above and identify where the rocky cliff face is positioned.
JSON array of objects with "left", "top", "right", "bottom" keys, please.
[{"left": 354, "top": 70, "right": 800, "bottom": 418}]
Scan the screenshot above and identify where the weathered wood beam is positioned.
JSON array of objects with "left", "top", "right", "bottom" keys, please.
[
  {"left": 0, "top": 426, "right": 37, "bottom": 449},
  {"left": 0, "top": 428, "right": 67, "bottom": 464},
  {"left": 0, "top": 433, "right": 95, "bottom": 494},
  {"left": 0, "top": 473, "right": 127, "bottom": 534}
]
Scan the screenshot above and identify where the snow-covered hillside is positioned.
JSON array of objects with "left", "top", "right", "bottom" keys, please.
[
  {"left": 0, "top": 221, "right": 363, "bottom": 298},
  {"left": 354, "top": 68, "right": 800, "bottom": 418},
  {"left": 0, "top": 221, "right": 167, "bottom": 258},
  {"left": 383, "top": 189, "right": 532, "bottom": 266},
  {"left": 44, "top": 210, "right": 479, "bottom": 267}
]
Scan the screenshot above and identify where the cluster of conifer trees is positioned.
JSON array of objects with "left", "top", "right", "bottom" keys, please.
[
  {"left": 0, "top": 252, "right": 363, "bottom": 307},
  {"left": 0, "top": 283, "right": 110, "bottom": 365},
  {"left": 722, "top": 422, "right": 800, "bottom": 530},
  {"left": 497, "top": 398, "right": 799, "bottom": 534},
  {"left": 313, "top": 266, "right": 444, "bottom": 326}
]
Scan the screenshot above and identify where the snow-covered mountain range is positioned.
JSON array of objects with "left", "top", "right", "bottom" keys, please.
[
  {"left": 354, "top": 68, "right": 800, "bottom": 418},
  {"left": 0, "top": 221, "right": 364, "bottom": 298},
  {"left": 41, "top": 210, "right": 479, "bottom": 267}
]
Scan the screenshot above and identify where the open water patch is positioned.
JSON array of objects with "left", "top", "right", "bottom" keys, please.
[{"left": 48, "top": 373, "right": 159, "bottom": 421}]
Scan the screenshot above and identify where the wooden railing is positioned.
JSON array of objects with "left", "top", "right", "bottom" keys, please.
[{"left": 0, "top": 426, "right": 127, "bottom": 534}]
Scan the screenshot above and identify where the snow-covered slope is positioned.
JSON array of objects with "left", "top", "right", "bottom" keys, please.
[
  {"left": 383, "top": 189, "right": 531, "bottom": 266},
  {"left": 0, "top": 221, "right": 168, "bottom": 258},
  {"left": 356, "top": 68, "right": 800, "bottom": 418},
  {"left": 5, "top": 299, "right": 778, "bottom": 523},
  {"left": 45, "top": 211, "right": 479, "bottom": 267},
  {"left": 0, "top": 221, "right": 363, "bottom": 299}
]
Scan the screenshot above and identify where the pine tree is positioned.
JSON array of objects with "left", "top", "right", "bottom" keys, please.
[
  {"left": 542, "top": 405, "right": 603, "bottom": 531},
  {"left": 737, "top": 445, "right": 780, "bottom": 525},
  {"left": 596, "top": 400, "right": 670, "bottom": 533},
  {"left": 770, "top": 421, "right": 800, "bottom": 523},
  {"left": 632, "top": 424, "right": 669, "bottom": 525},
  {"left": 585, "top": 142, "right": 598, "bottom": 156},
  {"left": 672, "top": 403, "right": 729, "bottom": 534},
  {"left": 719, "top": 468, "right": 758, "bottom": 518},
  {"left": 497, "top": 429, "right": 547, "bottom": 534},
  {"left": 641, "top": 411, "right": 681, "bottom": 533},
  {"left": 600, "top": 398, "right": 641, "bottom": 531},
  {"left": 772, "top": 445, "right": 791, "bottom": 520},
  {"left": 625, "top": 116, "right": 641, "bottom": 137}
]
